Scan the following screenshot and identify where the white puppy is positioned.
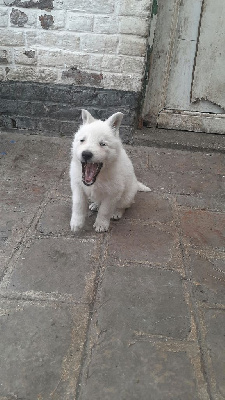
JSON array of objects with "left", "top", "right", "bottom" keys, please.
[{"left": 70, "top": 109, "right": 150, "bottom": 233}]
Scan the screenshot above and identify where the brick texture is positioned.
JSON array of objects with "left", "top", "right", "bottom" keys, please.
[
  {"left": 0, "top": 1, "right": 152, "bottom": 92},
  {"left": 0, "top": 81, "right": 140, "bottom": 142}
]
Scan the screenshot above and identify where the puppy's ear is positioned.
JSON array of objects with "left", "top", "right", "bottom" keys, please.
[
  {"left": 82, "top": 109, "right": 95, "bottom": 124},
  {"left": 106, "top": 112, "right": 123, "bottom": 132}
]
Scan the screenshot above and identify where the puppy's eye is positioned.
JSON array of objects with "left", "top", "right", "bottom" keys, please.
[
  {"left": 99, "top": 142, "right": 106, "bottom": 147},
  {"left": 80, "top": 139, "right": 85, "bottom": 143}
]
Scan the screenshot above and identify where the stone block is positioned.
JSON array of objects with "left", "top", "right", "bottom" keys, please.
[{"left": 0, "top": 299, "right": 88, "bottom": 398}]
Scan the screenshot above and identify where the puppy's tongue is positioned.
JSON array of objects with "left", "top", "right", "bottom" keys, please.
[{"left": 82, "top": 162, "right": 103, "bottom": 186}]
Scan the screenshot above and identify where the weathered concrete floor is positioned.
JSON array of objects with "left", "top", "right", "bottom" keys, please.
[{"left": 0, "top": 130, "right": 225, "bottom": 400}]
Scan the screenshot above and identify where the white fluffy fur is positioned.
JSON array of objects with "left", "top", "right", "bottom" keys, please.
[{"left": 70, "top": 109, "right": 150, "bottom": 232}]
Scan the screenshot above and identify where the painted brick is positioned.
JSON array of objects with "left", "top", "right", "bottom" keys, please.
[
  {"left": 87, "top": 54, "right": 103, "bottom": 71},
  {"left": 37, "top": 10, "right": 65, "bottom": 30},
  {"left": 93, "top": 16, "right": 118, "bottom": 34},
  {"left": 10, "top": 7, "right": 37, "bottom": 27},
  {"left": 119, "top": 16, "right": 149, "bottom": 36},
  {"left": 119, "top": 0, "right": 152, "bottom": 16},
  {"left": 101, "top": 55, "right": 122, "bottom": 72},
  {"left": 4, "top": 0, "right": 54, "bottom": 9},
  {"left": 0, "top": 7, "right": 9, "bottom": 27},
  {"left": 80, "top": 34, "right": 118, "bottom": 54},
  {"left": 62, "top": 0, "right": 115, "bottom": 14},
  {"left": 61, "top": 67, "right": 103, "bottom": 87},
  {"left": 38, "top": 49, "right": 92, "bottom": 70},
  {"left": 118, "top": 35, "right": 147, "bottom": 56},
  {"left": 26, "top": 30, "right": 80, "bottom": 51},
  {"left": 122, "top": 55, "right": 145, "bottom": 73},
  {"left": 0, "top": 29, "right": 25, "bottom": 46},
  {"left": 67, "top": 13, "right": 93, "bottom": 32},
  {"left": 14, "top": 48, "right": 37, "bottom": 65},
  {"left": 6, "top": 66, "right": 58, "bottom": 83},
  {"left": 103, "top": 72, "right": 143, "bottom": 92},
  {"left": 0, "top": 48, "right": 13, "bottom": 64}
]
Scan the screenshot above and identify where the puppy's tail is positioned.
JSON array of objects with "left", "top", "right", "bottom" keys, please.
[{"left": 137, "top": 181, "right": 151, "bottom": 192}]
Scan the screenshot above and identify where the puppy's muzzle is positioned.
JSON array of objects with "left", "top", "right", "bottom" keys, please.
[
  {"left": 81, "top": 151, "right": 103, "bottom": 186},
  {"left": 82, "top": 150, "right": 93, "bottom": 162}
]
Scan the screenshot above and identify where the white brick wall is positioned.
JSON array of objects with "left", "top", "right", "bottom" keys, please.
[{"left": 0, "top": 0, "right": 152, "bottom": 92}]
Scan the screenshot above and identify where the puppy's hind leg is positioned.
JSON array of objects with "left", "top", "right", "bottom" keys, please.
[{"left": 70, "top": 186, "right": 88, "bottom": 232}]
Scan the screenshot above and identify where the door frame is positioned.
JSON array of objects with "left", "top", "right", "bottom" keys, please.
[{"left": 143, "top": 0, "right": 225, "bottom": 134}]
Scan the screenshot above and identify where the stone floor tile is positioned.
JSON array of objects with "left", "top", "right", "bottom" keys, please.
[
  {"left": 95, "top": 265, "right": 191, "bottom": 340},
  {"left": 80, "top": 340, "right": 199, "bottom": 400},
  {"left": 188, "top": 250, "right": 225, "bottom": 305},
  {"left": 202, "top": 309, "right": 225, "bottom": 399},
  {"left": 0, "top": 299, "right": 88, "bottom": 399},
  {"left": 37, "top": 197, "right": 96, "bottom": 236},
  {"left": 6, "top": 237, "right": 97, "bottom": 302},
  {"left": 124, "top": 192, "right": 174, "bottom": 224},
  {"left": 180, "top": 209, "right": 225, "bottom": 250},
  {"left": 109, "top": 220, "right": 180, "bottom": 265},
  {"left": 176, "top": 194, "right": 225, "bottom": 213}
]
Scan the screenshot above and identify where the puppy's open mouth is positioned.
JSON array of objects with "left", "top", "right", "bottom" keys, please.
[{"left": 82, "top": 162, "right": 103, "bottom": 186}]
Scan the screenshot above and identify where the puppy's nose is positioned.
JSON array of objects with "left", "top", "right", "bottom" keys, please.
[{"left": 82, "top": 150, "right": 93, "bottom": 162}]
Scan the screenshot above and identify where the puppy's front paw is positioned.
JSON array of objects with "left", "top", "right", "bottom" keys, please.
[
  {"left": 70, "top": 215, "right": 85, "bottom": 232},
  {"left": 93, "top": 219, "right": 110, "bottom": 233}
]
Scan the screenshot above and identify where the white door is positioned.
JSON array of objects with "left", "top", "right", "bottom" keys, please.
[{"left": 143, "top": 0, "right": 225, "bottom": 134}]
